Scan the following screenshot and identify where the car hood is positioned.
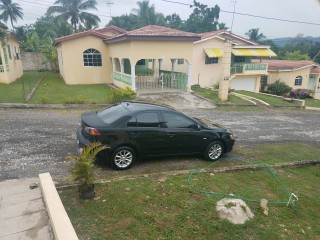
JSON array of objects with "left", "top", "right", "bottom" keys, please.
[
  {"left": 194, "top": 117, "right": 226, "bottom": 130},
  {"left": 81, "top": 111, "right": 107, "bottom": 128}
]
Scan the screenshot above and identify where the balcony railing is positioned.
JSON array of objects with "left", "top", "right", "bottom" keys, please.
[
  {"left": 113, "top": 71, "right": 132, "bottom": 85},
  {"left": 231, "top": 63, "right": 268, "bottom": 75}
]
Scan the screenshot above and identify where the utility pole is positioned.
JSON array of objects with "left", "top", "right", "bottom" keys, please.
[
  {"left": 106, "top": 1, "right": 114, "bottom": 17},
  {"left": 230, "top": 0, "right": 238, "bottom": 33}
]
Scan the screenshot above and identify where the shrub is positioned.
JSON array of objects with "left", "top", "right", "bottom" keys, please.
[
  {"left": 289, "top": 89, "right": 312, "bottom": 99},
  {"left": 267, "top": 80, "right": 292, "bottom": 96},
  {"left": 108, "top": 87, "right": 136, "bottom": 103},
  {"left": 64, "top": 96, "right": 87, "bottom": 104}
]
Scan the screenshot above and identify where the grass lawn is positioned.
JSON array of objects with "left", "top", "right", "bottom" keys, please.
[
  {"left": 235, "top": 90, "right": 299, "bottom": 106},
  {"left": 29, "top": 72, "right": 114, "bottom": 104},
  {"left": 191, "top": 86, "right": 254, "bottom": 105},
  {"left": 0, "top": 71, "right": 44, "bottom": 103},
  {"left": 59, "top": 142, "right": 320, "bottom": 239},
  {"left": 304, "top": 98, "right": 320, "bottom": 108}
]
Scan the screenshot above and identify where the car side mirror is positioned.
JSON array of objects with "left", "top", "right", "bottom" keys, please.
[{"left": 194, "top": 124, "right": 201, "bottom": 131}]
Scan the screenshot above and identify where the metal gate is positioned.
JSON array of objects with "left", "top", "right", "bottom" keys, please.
[{"left": 136, "top": 72, "right": 188, "bottom": 93}]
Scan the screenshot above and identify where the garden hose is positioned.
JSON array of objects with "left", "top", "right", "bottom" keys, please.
[{"left": 187, "top": 157, "right": 299, "bottom": 210}]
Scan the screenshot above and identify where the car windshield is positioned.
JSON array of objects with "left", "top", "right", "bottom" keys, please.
[{"left": 97, "top": 103, "right": 129, "bottom": 124}]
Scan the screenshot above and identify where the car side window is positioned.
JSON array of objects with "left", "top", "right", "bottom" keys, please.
[
  {"left": 135, "top": 112, "right": 160, "bottom": 128},
  {"left": 163, "top": 112, "right": 194, "bottom": 128},
  {"left": 127, "top": 117, "right": 137, "bottom": 127}
]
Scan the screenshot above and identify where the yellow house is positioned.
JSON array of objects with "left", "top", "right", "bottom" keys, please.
[
  {"left": 0, "top": 31, "right": 23, "bottom": 84},
  {"left": 55, "top": 25, "right": 200, "bottom": 91},
  {"left": 55, "top": 26, "right": 279, "bottom": 99},
  {"left": 192, "top": 30, "right": 276, "bottom": 94},
  {"left": 252, "top": 59, "right": 320, "bottom": 100}
]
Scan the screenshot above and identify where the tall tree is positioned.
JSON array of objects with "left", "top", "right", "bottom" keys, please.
[
  {"left": 0, "top": 0, "right": 23, "bottom": 30},
  {"left": 217, "top": 22, "right": 228, "bottom": 30},
  {"left": 184, "top": 1, "right": 220, "bottom": 33},
  {"left": 245, "top": 28, "right": 266, "bottom": 42},
  {"left": 165, "top": 13, "right": 183, "bottom": 30},
  {"left": 47, "top": 0, "right": 100, "bottom": 32},
  {"left": 132, "top": 0, "right": 165, "bottom": 27}
]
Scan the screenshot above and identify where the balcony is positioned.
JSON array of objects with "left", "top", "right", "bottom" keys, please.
[{"left": 231, "top": 63, "right": 268, "bottom": 75}]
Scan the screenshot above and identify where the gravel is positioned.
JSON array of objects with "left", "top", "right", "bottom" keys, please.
[{"left": 1, "top": 108, "right": 319, "bottom": 181}]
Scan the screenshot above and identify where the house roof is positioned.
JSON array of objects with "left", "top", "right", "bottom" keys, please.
[
  {"left": 311, "top": 65, "right": 320, "bottom": 74},
  {"left": 196, "top": 30, "right": 258, "bottom": 46},
  {"left": 252, "top": 59, "right": 316, "bottom": 71},
  {"left": 55, "top": 25, "right": 127, "bottom": 44},
  {"left": 105, "top": 25, "right": 201, "bottom": 43}
]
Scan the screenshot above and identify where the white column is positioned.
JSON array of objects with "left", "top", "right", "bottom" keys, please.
[
  {"left": 187, "top": 63, "right": 192, "bottom": 91},
  {"left": 171, "top": 59, "right": 177, "bottom": 72},
  {"left": 158, "top": 59, "right": 163, "bottom": 75},
  {"left": 120, "top": 59, "right": 124, "bottom": 73},
  {"left": 131, "top": 63, "right": 136, "bottom": 90}
]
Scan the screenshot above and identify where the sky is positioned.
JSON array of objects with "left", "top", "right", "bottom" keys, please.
[{"left": 13, "top": 0, "right": 320, "bottom": 39}]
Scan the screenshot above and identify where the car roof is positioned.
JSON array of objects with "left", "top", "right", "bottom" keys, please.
[{"left": 121, "top": 101, "right": 177, "bottom": 112}]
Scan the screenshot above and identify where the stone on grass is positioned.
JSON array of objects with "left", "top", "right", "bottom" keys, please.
[{"left": 216, "top": 198, "right": 254, "bottom": 224}]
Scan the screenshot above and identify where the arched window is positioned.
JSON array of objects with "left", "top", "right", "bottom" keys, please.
[
  {"left": 294, "top": 76, "right": 303, "bottom": 86},
  {"left": 83, "top": 48, "right": 102, "bottom": 67}
]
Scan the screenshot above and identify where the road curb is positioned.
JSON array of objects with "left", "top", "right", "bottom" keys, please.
[
  {"left": 39, "top": 173, "right": 78, "bottom": 240},
  {"left": 0, "top": 103, "right": 110, "bottom": 109}
]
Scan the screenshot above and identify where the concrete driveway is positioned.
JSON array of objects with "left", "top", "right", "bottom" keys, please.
[
  {"left": 137, "top": 92, "right": 216, "bottom": 109},
  {"left": 1, "top": 107, "right": 320, "bottom": 181}
]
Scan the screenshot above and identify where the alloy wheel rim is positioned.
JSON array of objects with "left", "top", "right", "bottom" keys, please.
[
  {"left": 208, "top": 144, "right": 222, "bottom": 160},
  {"left": 114, "top": 150, "right": 133, "bottom": 168}
]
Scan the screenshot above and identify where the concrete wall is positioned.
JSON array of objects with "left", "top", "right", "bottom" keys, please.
[
  {"left": 20, "top": 52, "right": 52, "bottom": 71},
  {"left": 0, "top": 34, "right": 23, "bottom": 84},
  {"left": 192, "top": 38, "right": 226, "bottom": 87},
  {"left": 57, "top": 35, "right": 112, "bottom": 85},
  {"left": 268, "top": 67, "right": 312, "bottom": 89}
]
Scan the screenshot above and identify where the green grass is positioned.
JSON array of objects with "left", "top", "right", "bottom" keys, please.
[
  {"left": 235, "top": 90, "right": 300, "bottom": 106},
  {"left": 191, "top": 86, "right": 254, "bottom": 105},
  {"left": 0, "top": 71, "right": 44, "bottom": 103},
  {"left": 29, "top": 72, "right": 113, "bottom": 104},
  {"left": 0, "top": 71, "right": 135, "bottom": 104},
  {"left": 59, "top": 142, "right": 320, "bottom": 239},
  {"left": 60, "top": 165, "right": 320, "bottom": 240},
  {"left": 304, "top": 98, "right": 320, "bottom": 108}
]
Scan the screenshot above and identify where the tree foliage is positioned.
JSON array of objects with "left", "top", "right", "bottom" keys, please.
[
  {"left": 245, "top": 28, "right": 266, "bottom": 42},
  {"left": 183, "top": 1, "right": 220, "bottom": 33},
  {"left": 47, "top": 0, "right": 100, "bottom": 32},
  {"left": 0, "top": 0, "right": 23, "bottom": 30}
]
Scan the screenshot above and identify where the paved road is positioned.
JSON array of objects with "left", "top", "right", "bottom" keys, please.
[{"left": 0, "top": 108, "right": 319, "bottom": 181}]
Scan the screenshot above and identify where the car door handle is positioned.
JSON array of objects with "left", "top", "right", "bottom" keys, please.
[{"left": 130, "top": 132, "right": 140, "bottom": 135}]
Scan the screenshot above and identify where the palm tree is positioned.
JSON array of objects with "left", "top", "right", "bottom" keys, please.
[
  {"left": 132, "top": 0, "right": 157, "bottom": 27},
  {"left": 245, "top": 28, "right": 266, "bottom": 42},
  {"left": 0, "top": 0, "right": 23, "bottom": 30},
  {"left": 47, "top": 0, "right": 100, "bottom": 32},
  {"left": 0, "top": 21, "right": 7, "bottom": 43}
]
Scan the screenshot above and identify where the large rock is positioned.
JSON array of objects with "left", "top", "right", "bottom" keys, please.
[{"left": 216, "top": 198, "right": 254, "bottom": 224}]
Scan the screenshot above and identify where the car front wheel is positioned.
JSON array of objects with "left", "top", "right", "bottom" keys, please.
[
  {"left": 204, "top": 141, "right": 224, "bottom": 161},
  {"left": 110, "top": 146, "right": 135, "bottom": 170}
]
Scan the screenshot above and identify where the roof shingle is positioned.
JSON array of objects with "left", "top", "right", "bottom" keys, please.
[{"left": 252, "top": 59, "right": 316, "bottom": 71}]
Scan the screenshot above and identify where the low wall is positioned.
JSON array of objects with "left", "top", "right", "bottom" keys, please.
[{"left": 20, "top": 52, "right": 52, "bottom": 71}]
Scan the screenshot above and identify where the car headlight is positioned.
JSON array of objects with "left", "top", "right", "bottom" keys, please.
[{"left": 229, "top": 133, "right": 236, "bottom": 140}]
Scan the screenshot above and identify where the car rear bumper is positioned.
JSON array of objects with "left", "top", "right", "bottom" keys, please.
[{"left": 77, "top": 127, "right": 92, "bottom": 148}]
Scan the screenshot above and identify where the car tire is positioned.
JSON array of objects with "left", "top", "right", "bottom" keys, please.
[
  {"left": 110, "top": 146, "right": 135, "bottom": 170},
  {"left": 204, "top": 141, "right": 224, "bottom": 161}
]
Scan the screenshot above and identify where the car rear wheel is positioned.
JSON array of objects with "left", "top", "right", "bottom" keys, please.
[
  {"left": 111, "top": 146, "right": 135, "bottom": 170},
  {"left": 204, "top": 141, "right": 224, "bottom": 161}
]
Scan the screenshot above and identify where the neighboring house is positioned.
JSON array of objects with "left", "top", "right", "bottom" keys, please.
[
  {"left": 0, "top": 31, "right": 23, "bottom": 84},
  {"left": 252, "top": 59, "right": 320, "bottom": 100},
  {"left": 193, "top": 30, "right": 276, "bottom": 93},
  {"left": 55, "top": 26, "right": 276, "bottom": 98}
]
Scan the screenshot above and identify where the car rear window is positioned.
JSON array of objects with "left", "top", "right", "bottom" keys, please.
[{"left": 97, "top": 104, "right": 129, "bottom": 124}]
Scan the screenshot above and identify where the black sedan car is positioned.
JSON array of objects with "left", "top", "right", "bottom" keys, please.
[{"left": 77, "top": 102, "right": 235, "bottom": 170}]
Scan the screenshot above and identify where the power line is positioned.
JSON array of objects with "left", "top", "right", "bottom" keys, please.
[{"left": 160, "top": 0, "right": 320, "bottom": 26}]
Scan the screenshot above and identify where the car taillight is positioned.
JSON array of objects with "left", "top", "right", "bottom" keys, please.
[{"left": 85, "top": 127, "right": 101, "bottom": 135}]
